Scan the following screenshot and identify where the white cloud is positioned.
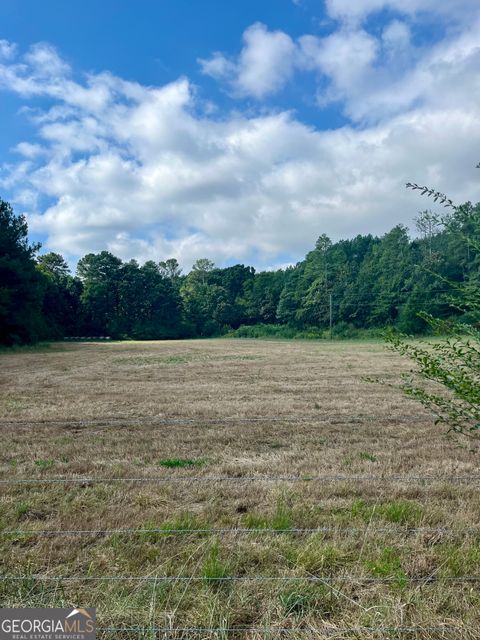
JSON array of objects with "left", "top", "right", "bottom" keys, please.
[
  {"left": 200, "top": 23, "right": 296, "bottom": 99},
  {"left": 198, "top": 52, "right": 236, "bottom": 80},
  {"left": 14, "top": 142, "right": 45, "bottom": 158},
  {"left": 0, "top": 40, "right": 16, "bottom": 60},
  {"left": 299, "top": 29, "right": 379, "bottom": 107},
  {"left": 325, "top": 0, "right": 480, "bottom": 25},
  {"left": 198, "top": 4, "right": 480, "bottom": 126},
  {"left": 0, "top": 35, "right": 480, "bottom": 271},
  {"left": 235, "top": 23, "right": 296, "bottom": 98},
  {"left": 382, "top": 20, "right": 411, "bottom": 53},
  {"left": 297, "top": 13, "right": 480, "bottom": 124},
  {"left": 24, "top": 42, "right": 70, "bottom": 78}
]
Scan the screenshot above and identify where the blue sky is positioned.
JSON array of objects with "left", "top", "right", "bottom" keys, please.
[
  {"left": 1, "top": 0, "right": 480, "bottom": 270},
  {"left": 0, "top": 0, "right": 347, "bottom": 155}
]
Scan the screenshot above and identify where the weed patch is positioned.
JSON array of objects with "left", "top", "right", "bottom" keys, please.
[
  {"left": 280, "top": 584, "right": 337, "bottom": 618},
  {"left": 365, "top": 546, "right": 407, "bottom": 586},
  {"left": 244, "top": 497, "right": 293, "bottom": 530},
  {"left": 351, "top": 499, "right": 423, "bottom": 526},
  {"left": 202, "top": 542, "right": 231, "bottom": 585},
  {"left": 359, "top": 451, "right": 377, "bottom": 462},
  {"left": 157, "top": 458, "right": 206, "bottom": 468},
  {"left": 33, "top": 459, "right": 55, "bottom": 470}
]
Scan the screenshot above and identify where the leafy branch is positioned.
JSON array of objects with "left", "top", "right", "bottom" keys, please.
[
  {"left": 406, "top": 183, "right": 456, "bottom": 209},
  {"left": 385, "top": 171, "right": 480, "bottom": 443}
]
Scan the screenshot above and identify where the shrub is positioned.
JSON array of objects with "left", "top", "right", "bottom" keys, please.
[{"left": 385, "top": 178, "right": 480, "bottom": 441}]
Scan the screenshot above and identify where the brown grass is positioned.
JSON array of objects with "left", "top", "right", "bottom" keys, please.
[{"left": 0, "top": 338, "right": 479, "bottom": 639}]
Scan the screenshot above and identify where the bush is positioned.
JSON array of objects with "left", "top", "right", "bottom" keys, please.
[
  {"left": 225, "top": 323, "right": 384, "bottom": 340},
  {"left": 385, "top": 178, "right": 480, "bottom": 441}
]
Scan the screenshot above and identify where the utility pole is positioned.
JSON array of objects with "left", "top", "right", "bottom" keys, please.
[{"left": 329, "top": 292, "right": 333, "bottom": 340}]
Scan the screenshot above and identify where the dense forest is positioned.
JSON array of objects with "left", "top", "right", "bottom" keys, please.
[{"left": 1, "top": 197, "right": 479, "bottom": 345}]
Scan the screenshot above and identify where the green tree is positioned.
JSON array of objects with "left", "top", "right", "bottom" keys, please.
[
  {"left": 364, "top": 225, "right": 413, "bottom": 326},
  {"left": 386, "top": 181, "right": 480, "bottom": 441},
  {"left": 191, "top": 258, "right": 215, "bottom": 285},
  {"left": 414, "top": 210, "right": 440, "bottom": 259},
  {"left": 0, "top": 199, "right": 46, "bottom": 344},
  {"left": 133, "top": 261, "right": 182, "bottom": 338},
  {"left": 242, "top": 270, "right": 286, "bottom": 324},
  {"left": 277, "top": 266, "right": 304, "bottom": 325},
  {"left": 37, "top": 252, "right": 83, "bottom": 337},
  {"left": 77, "top": 251, "right": 122, "bottom": 335},
  {"left": 76, "top": 254, "right": 183, "bottom": 339},
  {"left": 159, "top": 258, "right": 182, "bottom": 282}
]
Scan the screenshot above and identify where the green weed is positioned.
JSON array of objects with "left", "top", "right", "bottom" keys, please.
[
  {"left": 34, "top": 459, "right": 55, "bottom": 470},
  {"left": 293, "top": 540, "right": 348, "bottom": 573},
  {"left": 382, "top": 501, "right": 423, "bottom": 526},
  {"left": 15, "top": 501, "right": 31, "bottom": 520},
  {"left": 202, "top": 542, "right": 230, "bottom": 584},
  {"left": 359, "top": 451, "right": 377, "bottom": 462},
  {"left": 157, "top": 458, "right": 206, "bottom": 468},
  {"left": 280, "top": 585, "right": 336, "bottom": 618},
  {"left": 436, "top": 544, "right": 480, "bottom": 576},
  {"left": 244, "top": 497, "right": 293, "bottom": 530},
  {"left": 351, "top": 499, "right": 423, "bottom": 526},
  {"left": 365, "top": 546, "right": 407, "bottom": 586}
]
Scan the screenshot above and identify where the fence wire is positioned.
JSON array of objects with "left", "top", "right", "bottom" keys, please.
[
  {"left": 2, "top": 474, "right": 479, "bottom": 486},
  {"left": 0, "top": 413, "right": 430, "bottom": 427},
  {"left": 2, "top": 574, "right": 479, "bottom": 584},
  {"left": 2, "top": 526, "right": 480, "bottom": 538},
  {"left": 2, "top": 360, "right": 475, "bottom": 638},
  {"left": 95, "top": 625, "right": 469, "bottom": 637}
]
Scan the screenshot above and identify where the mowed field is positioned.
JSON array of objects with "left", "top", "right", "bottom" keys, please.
[{"left": 0, "top": 339, "right": 479, "bottom": 639}]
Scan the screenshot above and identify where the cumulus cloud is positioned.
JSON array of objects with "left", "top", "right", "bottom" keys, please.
[
  {"left": 14, "top": 142, "right": 45, "bottom": 158},
  {"left": 324, "top": 0, "right": 480, "bottom": 25},
  {"left": 199, "top": 23, "right": 296, "bottom": 99},
  {"left": 0, "top": 39, "right": 16, "bottom": 60},
  {"left": 297, "top": 12, "right": 480, "bottom": 124},
  {"left": 198, "top": 52, "right": 236, "bottom": 81},
  {"left": 299, "top": 29, "right": 379, "bottom": 106},
  {"left": 199, "top": 1, "right": 480, "bottom": 128},
  {"left": 382, "top": 20, "right": 411, "bottom": 53},
  {"left": 0, "top": 33, "right": 480, "bottom": 271}
]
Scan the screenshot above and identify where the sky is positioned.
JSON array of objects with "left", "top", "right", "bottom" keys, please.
[{"left": 1, "top": 0, "right": 480, "bottom": 272}]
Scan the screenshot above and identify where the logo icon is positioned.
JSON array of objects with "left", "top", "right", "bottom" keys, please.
[
  {"left": 0, "top": 607, "right": 96, "bottom": 639},
  {"left": 66, "top": 608, "right": 93, "bottom": 620}
]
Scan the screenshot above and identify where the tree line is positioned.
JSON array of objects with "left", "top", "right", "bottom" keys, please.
[{"left": 1, "top": 197, "right": 479, "bottom": 345}]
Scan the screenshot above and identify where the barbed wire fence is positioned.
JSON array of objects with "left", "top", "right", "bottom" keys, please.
[
  {"left": 1, "top": 401, "right": 478, "bottom": 637},
  {"left": 1, "top": 473, "right": 479, "bottom": 486},
  {"left": 93, "top": 625, "right": 473, "bottom": 639}
]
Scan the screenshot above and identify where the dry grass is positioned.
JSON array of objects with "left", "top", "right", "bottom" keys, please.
[{"left": 0, "top": 338, "right": 479, "bottom": 639}]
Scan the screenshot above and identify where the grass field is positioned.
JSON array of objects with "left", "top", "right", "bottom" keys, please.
[{"left": 1, "top": 339, "right": 479, "bottom": 639}]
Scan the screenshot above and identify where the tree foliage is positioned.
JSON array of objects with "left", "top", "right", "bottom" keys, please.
[
  {"left": 0, "top": 199, "right": 46, "bottom": 344},
  {"left": 1, "top": 195, "right": 480, "bottom": 346},
  {"left": 384, "top": 181, "right": 480, "bottom": 441},
  {"left": 387, "top": 322, "right": 480, "bottom": 439}
]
